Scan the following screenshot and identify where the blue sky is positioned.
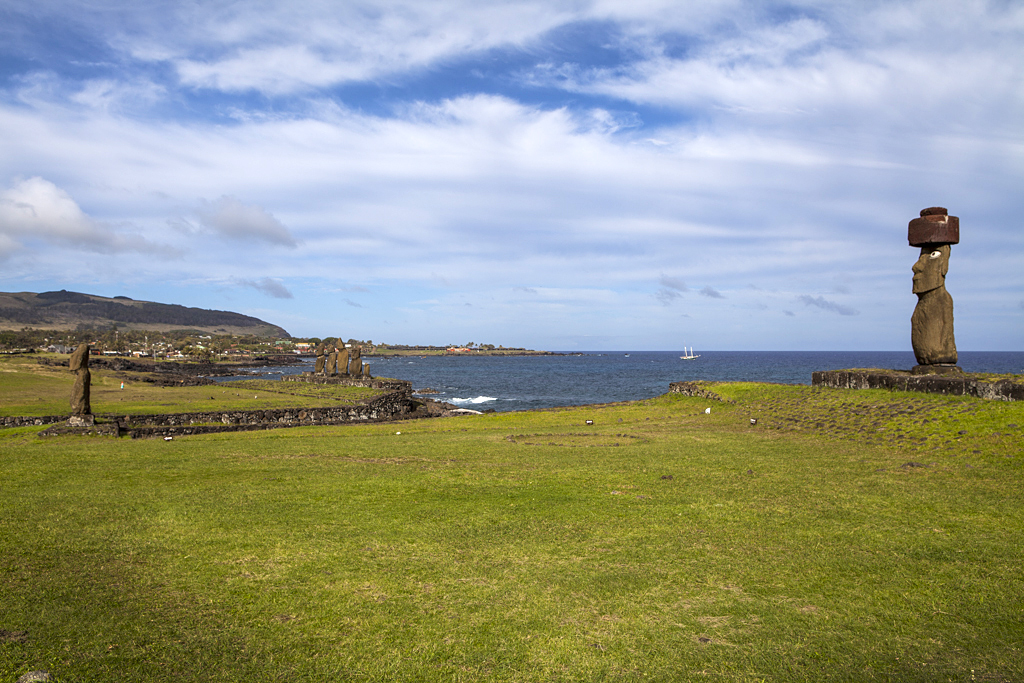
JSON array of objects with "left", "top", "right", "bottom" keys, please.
[{"left": 1, "top": 0, "right": 1021, "bottom": 350}]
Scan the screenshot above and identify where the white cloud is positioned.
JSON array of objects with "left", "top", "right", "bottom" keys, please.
[
  {"left": 146, "top": 1, "right": 583, "bottom": 94},
  {"left": 0, "top": 177, "right": 173, "bottom": 255},
  {"left": 195, "top": 196, "right": 298, "bottom": 247},
  {"left": 536, "top": 4, "right": 1024, "bottom": 141}
]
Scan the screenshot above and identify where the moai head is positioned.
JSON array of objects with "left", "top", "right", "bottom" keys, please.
[
  {"left": 69, "top": 343, "right": 90, "bottom": 371},
  {"left": 909, "top": 207, "right": 958, "bottom": 294},
  {"left": 912, "top": 244, "right": 950, "bottom": 294}
]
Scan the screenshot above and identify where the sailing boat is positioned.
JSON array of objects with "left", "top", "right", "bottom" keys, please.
[{"left": 680, "top": 347, "right": 700, "bottom": 360}]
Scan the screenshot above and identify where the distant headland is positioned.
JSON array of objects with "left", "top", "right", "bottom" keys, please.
[
  {"left": 368, "top": 344, "right": 559, "bottom": 357},
  {"left": 0, "top": 290, "right": 288, "bottom": 337}
]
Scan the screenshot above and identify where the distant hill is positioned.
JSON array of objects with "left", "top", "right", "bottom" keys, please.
[{"left": 0, "top": 290, "right": 289, "bottom": 337}]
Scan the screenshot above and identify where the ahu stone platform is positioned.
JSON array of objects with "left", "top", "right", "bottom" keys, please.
[
  {"left": 811, "top": 369, "right": 1023, "bottom": 401},
  {"left": 281, "top": 373, "right": 411, "bottom": 392}
]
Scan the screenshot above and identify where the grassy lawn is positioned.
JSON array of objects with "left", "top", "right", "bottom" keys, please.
[
  {"left": 0, "top": 355, "right": 382, "bottom": 416},
  {"left": 1, "top": 383, "right": 1022, "bottom": 681}
]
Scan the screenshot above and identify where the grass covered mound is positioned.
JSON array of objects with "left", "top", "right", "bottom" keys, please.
[{"left": 1, "top": 385, "right": 1022, "bottom": 681}]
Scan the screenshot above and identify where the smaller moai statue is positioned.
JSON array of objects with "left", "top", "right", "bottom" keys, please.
[
  {"left": 361, "top": 362, "right": 371, "bottom": 379},
  {"left": 337, "top": 348, "right": 350, "bottom": 377},
  {"left": 314, "top": 342, "right": 326, "bottom": 374},
  {"left": 69, "top": 343, "right": 93, "bottom": 425},
  {"left": 909, "top": 207, "right": 960, "bottom": 373}
]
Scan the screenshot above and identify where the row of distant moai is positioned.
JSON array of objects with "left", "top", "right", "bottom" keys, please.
[
  {"left": 909, "top": 206, "right": 959, "bottom": 373},
  {"left": 314, "top": 340, "right": 372, "bottom": 379}
]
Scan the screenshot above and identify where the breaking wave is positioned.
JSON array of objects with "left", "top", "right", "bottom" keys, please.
[{"left": 450, "top": 396, "right": 497, "bottom": 405}]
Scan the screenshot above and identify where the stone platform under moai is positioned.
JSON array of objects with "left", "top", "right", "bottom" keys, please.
[
  {"left": 811, "top": 369, "right": 1023, "bottom": 401},
  {"left": 282, "top": 373, "right": 411, "bottom": 392}
]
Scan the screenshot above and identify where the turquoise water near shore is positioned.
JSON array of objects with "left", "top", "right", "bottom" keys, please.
[{"left": 218, "top": 351, "right": 1024, "bottom": 413}]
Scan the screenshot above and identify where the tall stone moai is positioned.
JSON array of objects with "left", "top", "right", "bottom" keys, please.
[
  {"left": 327, "top": 348, "right": 339, "bottom": 376},
  {"left": 337, "top": 347, "right": 350, "bottom": 377},
  {"left": 314, "top": 342, "right": 327, "bottom": 375},
  {"left": 908, "top": 207, "right": 960, "bottom": 373},
  {"left": 347, "top": 344, "right": 362, "bottom": 376},
  {"left": 68, "top": 343, "right": 93, "bottom": 425}
]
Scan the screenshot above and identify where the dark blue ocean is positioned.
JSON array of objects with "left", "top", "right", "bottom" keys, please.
[{"left": 218, "top": 351, "right": 1024, "bottom": 413}]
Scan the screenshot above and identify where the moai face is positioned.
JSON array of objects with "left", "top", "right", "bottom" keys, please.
[{"left": 912, "top": 244, "right": 949, "bottom": 294}]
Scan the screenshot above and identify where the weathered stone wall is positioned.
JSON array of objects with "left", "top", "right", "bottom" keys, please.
[
  {"left": 1, "top": 415, "right": 66, "bottom": 428},
  {"left": 124, "top": 391, "right": 408, "bottom": 426},
  {"left": 28, "top": 389, "right": 419, "bottom": 438},
  {"left": 812, "top": 370, "right": 1023, "bottom": 401},
  {"left": 668, "top": 381, "right": 734, "bottom": 403}
]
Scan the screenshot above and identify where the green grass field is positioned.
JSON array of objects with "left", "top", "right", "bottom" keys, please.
[
  {"left": 2, "top": 369, "right": 1022, "bottom": 681},
  {"left": 0, "top": 355, "right": 382, "bottom": 416}
]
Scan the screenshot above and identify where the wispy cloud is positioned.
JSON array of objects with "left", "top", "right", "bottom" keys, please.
[
  {"left": 656, "top": 275, "right": 688, "bottom": 305},
  {"left": 700, "top": 286, "right": 725, "bottom": 299},
  {"left": 655, "top": 288, "right": 682, "bottom": 305},
  {"left": 798, "top": 295, "right": 858, "bottom": 316},
  {"left": 659, "top": 275, "right": 687, "bottom": 292},
  {"left": 195, "top": 197, "right": 298, "bottom": 247},
  {"left": 237, "top": 277, "right": 293, "bottom": 299}
]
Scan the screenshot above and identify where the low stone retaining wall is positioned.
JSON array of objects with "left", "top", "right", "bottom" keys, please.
[
  {"left": 120, "top": 389, "right": 414, "bottom": 438},
  {"left": 31, "top": 389, "right": 418, "bottom": 438},
  {"left": 811, "top": 370, "right": 1023, "bottom": 401},
  {"left": 1, "top": 415, "right": 65, "bottom": 428},
  {"left": 36, "top": 421, "right": 123, "bottom": 438}
]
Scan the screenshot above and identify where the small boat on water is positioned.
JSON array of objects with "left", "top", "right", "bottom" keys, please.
[{"left": 680, "top": 347, "right": 700, "bottom": 360}]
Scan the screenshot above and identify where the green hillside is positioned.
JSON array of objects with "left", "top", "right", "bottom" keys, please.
[{"left": 0, "top": 290, "right": 289, "bottom": 337}]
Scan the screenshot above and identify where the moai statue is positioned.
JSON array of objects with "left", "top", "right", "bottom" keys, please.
[
  {"left": 361, "top": 362, "right": 371, "bottom": 379},
  {"left": 69, "top": 343, "right": 93, "bottom": 425},
  {"left": 347, "top": 344, "right": 362, "bottom": 376},
  {"left": 314, "top": 342, "right": 326, "bottom": 375},
  {"left": 337, "top": 347, "right": 350, "bottom": 377},
  {"left": 327, "top": 348, "right": 338, "bottom": 376},
  {"left": 909, "top": 207, "right": 960, "bottom": 373}
]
